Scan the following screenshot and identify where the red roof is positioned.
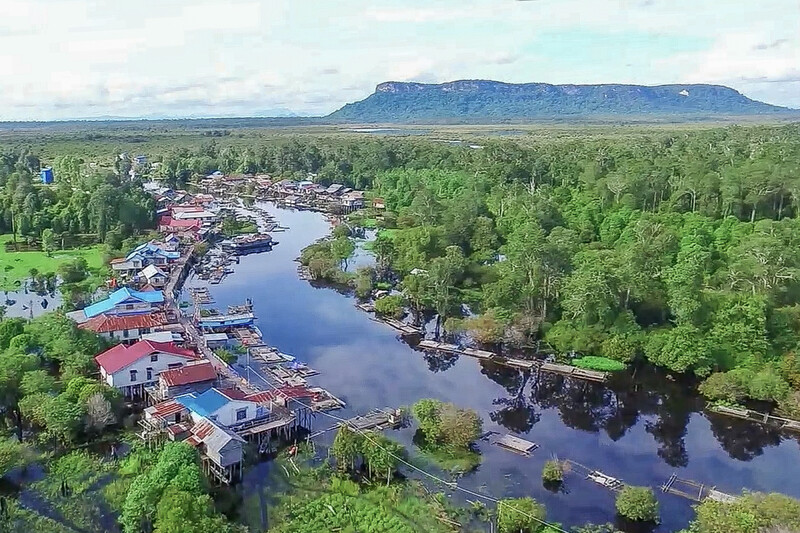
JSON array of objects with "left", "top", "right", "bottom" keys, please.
[
  {"left": 148, "top": 400, "right": 187, "bottom": 420},
  {"left": 81, "top": 312, "right": 169, "bottom": 334},
  {"left": 94, "top": 340, "right": 199, "bottom": 374},
  {"left": 171, "top": 205, "right": 203, "bottom": 213},
  {"left": 219, "top": 387, "right": 247, "bottom": 401},
  {"left": 158, "top": 216, "right": 201, "bottom": 229},
  {"left": 160, "top": 362, "right": 217, "bottom": 387},
  {"left": 245, "top": 385, "right": 317, "bottom": 404}
]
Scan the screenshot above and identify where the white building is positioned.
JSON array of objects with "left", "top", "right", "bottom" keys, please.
[{"left": 94, "top": 340, "right": 200, "bottom": 398}]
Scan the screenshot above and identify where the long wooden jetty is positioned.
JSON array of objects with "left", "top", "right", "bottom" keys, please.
[
  {"left": 707, "top": 404, "right": 800, "bottom": 433},
  {"left": 417, "top": 340, "right": 609, "bottom": 383}
]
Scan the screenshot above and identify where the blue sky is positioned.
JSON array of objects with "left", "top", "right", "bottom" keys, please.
[{"left": 1, "top": 0, "right": 798, "bottom": 120}]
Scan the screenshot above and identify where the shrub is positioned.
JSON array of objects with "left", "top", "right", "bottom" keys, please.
[
  {"left": 541, "top": 460, "right": 563, "bottom": 484},
  {"left": 572, "top": 356, "right": 626, "bottom": 372},
  {"left": 615, "top": 486, "right": 659, "bottom": 522},
  {"left": 374, "top": 295, "right": 405, "bottom": 319},
  {"left": 497, "top": 497, "right": 547, "bottom": 533}
]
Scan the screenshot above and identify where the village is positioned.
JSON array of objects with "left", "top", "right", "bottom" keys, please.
[{"left": 60, "top": 173, "right": 382, "bottom": 485}]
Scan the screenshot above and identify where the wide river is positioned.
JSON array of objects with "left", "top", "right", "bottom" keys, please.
[{"left": 185, "top": 202, "right": 800, "bottom": 532}]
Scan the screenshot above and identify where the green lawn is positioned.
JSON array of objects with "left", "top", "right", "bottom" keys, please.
[{"left": 0, "top": 234, "right": 106, "bottom": 291}]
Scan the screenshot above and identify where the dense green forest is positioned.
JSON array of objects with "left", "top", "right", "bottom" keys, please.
[{"left": 0, "top": 151, "right": 154, "bottom": 245}]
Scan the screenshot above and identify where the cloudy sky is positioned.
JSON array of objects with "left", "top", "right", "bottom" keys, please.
[{"left": 2, "top": 0, "right": 798, "bottom": 120}]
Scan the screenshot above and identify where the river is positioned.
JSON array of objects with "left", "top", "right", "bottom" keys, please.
[{"left": 184, "top": 202, "right": 800, "bottom": 532}]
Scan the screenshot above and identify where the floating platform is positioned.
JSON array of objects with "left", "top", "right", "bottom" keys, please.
[
  {"left": 309, "top": 408, "right": 403, "bottom": 438},
  {"left": 493, "top": 434, "right": 538, "bottom": 456},
  {"left": 373, "top": 317, "right": 422, "bottom": 336},
  {"left": 707, "top": 404, "right": 800, "bottom": 433},
  {"left": 356, "top": 302, "right": 375, "bottom": 313},
  {"left": 417, "top": 340, "right": 608, "bottom": 382},
  {"left": 564, "top": 460, "right": 625, "bottom": 491},
  {"left": 662, "top": 474, "right": 739, "bottom": 503}
]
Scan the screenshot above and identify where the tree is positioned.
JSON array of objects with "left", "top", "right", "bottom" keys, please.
[
  {"left": 154, "top": 488, "right": 241, "bottom": 533},
  {"left": 330, "top": 236, "right": 355, "bottom": 270},
  {"left": 0, "top": 318, "right": 25, "bottom": 350},
  {"left": 541, "top": 460, "right": 564, "bottom": 484},
  {"left": 86, "top": 392, "right": 116, "bottom": 434},
  {"left": 688, "top": 492, "right": 800, "bottom": 533},
  {"left": 361, "top": 432, "right": 402, "bottom": 485},
  {"left": 41, "top": 228, "right": 56, "bottom": 256},
  {"left": 374, "top": 294, "right": 405, "bottom": 319},
  {"left": 615, "top": 486, "right": 659, "bottom": 522},
  {"left": 497, "top": 497, "right": 547, "bottom": 533},
  {"left": 42, "top": 395, "right": 85, "bottom": 447},
  {"left": 331, "top": 425, "right": 362, "bottom": 472},
  {"left": 20, "top": 369, "right": 57, "bottom": 396},
  {"left": 0, "top": 437, "right": 26, "bottom": 478}
]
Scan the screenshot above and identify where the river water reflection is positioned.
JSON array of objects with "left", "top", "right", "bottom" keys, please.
[{"left": 185, "top": 202, "right": 800, "bottom": 532}]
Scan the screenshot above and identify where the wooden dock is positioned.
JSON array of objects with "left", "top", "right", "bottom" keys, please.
[
  {"left": 708, "top": 404, "right": 800, "bottom": 433},
  {"left": 356, "top": 302, "right": 375, "bottom": 313},
  {"left": 493, "top": 434, "right": 538, "bottom": 456},
  {"left": 417, "top": 340, "right": 608, "bottom": 383},
  {"left": 565, "top": 460, "right": 625, "bottom": 491},
  {"left": 662, "top": 474, "right": 739, "bottom": 503},
  {"left": 309, "top": 408, "right": 403, "bottom": 438},
  {"left": 380, "top": 317, "right": 422, "bottom": 336}
]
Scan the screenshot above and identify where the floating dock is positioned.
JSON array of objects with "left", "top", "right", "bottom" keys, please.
[
  {"left": 493, "top": 434, "right": 538, "bottom": 456},
  {"left": 707, "top": 404, "right": 800, "bottom": 433},
  {"left": 565, "top": 460, "right": 625, "bottom": 491},
  {"left": 380, "top": 317, "right": 422, "bottom": 336},
  {"left": 417, "top": 340, "right": 608, "bottom": 383},
  {"left": 189, "top": 287, "right": 214, "bottom": 305},
  {"left": 356, "top": 302, "right": 375, "bottom": 313},
  {"left": 309, "top": 408, "right": 403, "bottom": 438},
  {"left": 662, "top": 474, "right": 740, "bottom": 503}
]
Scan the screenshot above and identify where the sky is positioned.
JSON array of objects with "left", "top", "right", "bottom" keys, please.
[{"left": 1, "top": 0, "right": 798, "bottom": 120}]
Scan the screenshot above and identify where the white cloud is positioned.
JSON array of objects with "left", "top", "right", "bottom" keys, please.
[{"left": 0, "top": 0, "right": 797, "bottom": 119}]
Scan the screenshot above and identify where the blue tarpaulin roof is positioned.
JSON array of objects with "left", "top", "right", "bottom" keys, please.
[
  {"left": 83, "top": 287, "right": 164, "bottom": 318},
  {"left": 175, "top": 388, "right": 231, "bottom": 418}
]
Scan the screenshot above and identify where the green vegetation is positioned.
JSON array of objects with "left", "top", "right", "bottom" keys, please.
[
  {"left": 0, "top": 234, "right": 106, "bottom": 290},
  {"left": 571, "top": 356, "right": 627, "bottom": 372},
  {"left": 220, "top": 215, "right": 258, "bottom": 237},
  {"left": 299, "top": 237, "right": 354, "bottom": 284},
  {"left": 541, "top": 460, "right": 564, "bottom": 484},
  {"left": 684, "top": 492, "right": 800, "bottom": 533},
  {"left": 374, "top": 294, "right": 405, "bottom": 319},
  {"left": 214, "top": 347, "right": 238, "bottom": 365},
  {"left": 615, "top": 486, "right": 660, "bottom": 523},
  {"left": 411, "top": 398, "right": 482, "bottom": 473},
  {"left": 496, "top": 497, "right": 548, "bottom": 533},
  {"left": 330, "top": 81, "right": 787, "bottom": 122},
  {"left": 0, "top": 151, "right": 155, "bottom": 256}
]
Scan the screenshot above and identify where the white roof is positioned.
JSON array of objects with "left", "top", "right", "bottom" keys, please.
[
  {"left": 140, "top": 331, "right": 181, "bottom": 343},
  {"left": 141, "top": 264, "right": 167, "bottom": 279},
  {"left": 203, "top": 333, "right": 230, "bottom": 342}
]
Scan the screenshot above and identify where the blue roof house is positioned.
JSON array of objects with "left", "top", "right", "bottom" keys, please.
[
  {"left": 175, "top": 388, "right": 267, "bottom": 427},
  {"left": 80, "top": 287, "right": 165, "bottom": 319}
]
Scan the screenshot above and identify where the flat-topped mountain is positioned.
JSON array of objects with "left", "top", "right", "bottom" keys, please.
[{"left": 328, "top": 80, "right": 790, "bottom": 122}]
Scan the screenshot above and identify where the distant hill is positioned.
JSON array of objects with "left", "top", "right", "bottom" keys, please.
[{"left": 328, "top": 80, "right": 792, "bottom": 122}]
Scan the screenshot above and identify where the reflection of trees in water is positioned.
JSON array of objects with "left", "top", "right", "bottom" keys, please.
[
  {"left": 532, "top": 372, "right": 629, "bottom": 437},
  {"left": 481, "top": 362, "right": 541, "bottom": 434},
  {"left": 706, "top": 414, "right": 783, "bottom": 461},
  {"left": 422, "top": 351, "right": 458, "bottom": 373}
]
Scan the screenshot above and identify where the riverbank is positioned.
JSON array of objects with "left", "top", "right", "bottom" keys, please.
[{"left": 190, "top": 201, "right": 800, "bottom": 532}]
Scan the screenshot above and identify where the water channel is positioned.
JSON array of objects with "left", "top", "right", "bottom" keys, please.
[{"left": 185, "top": 202, "right": 800, "bottom": 532}]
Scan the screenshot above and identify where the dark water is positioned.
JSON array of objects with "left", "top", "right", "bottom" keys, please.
[
  {"left": 185, "top": 203, "right": 800, "bottom": 532},
  {"left": 2, "top": 278, "right": 62, "bottom": 318}
]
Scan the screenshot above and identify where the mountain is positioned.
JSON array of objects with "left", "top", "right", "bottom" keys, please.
[{"left": 328, "top": 80, "right": 791, "bottom": 122}]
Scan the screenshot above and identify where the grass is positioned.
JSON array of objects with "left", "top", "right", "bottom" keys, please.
[
  {"left": 571, "top": 356, "right": 627, "bottom": 372},
  {"left": 0, "top": 234, "right": 106, "bottom": 291}
]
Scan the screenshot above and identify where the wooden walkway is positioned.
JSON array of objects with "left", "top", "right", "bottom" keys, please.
[
  {"left": 662, "top": 474, "right": 739, "bottom": 503},
  {"left": 379, "top": 317, "right": 422, "bottom": 336},
  {"left": 564, "top": 460, "right": 625, "bottom": 491},
  {"left": 708, "top": 404, "right": 800, "bottom": 433},
  {"left": 309, "top": 408, "right": 404, "bottom": 438},
  {"left": 417, "top": 340, "right": 609, "bottom": 383}
]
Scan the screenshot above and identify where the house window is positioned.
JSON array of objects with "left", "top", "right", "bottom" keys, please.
[
  {"left": 146, "top": 368, "right": 153, "bottom": 381},
  {"left": 126, "top": 304, "right": 134, "bottom": 310},
  {"left": 130, "top": 370, "right": 137, "bottom": 382},
  {"left": 142, "top": 328, "right": 151, "bottom": 334},
  {"left": 236, "top": 408, "right": 247, "bottom": 421},
  {"left": 122, "top": 329, "right": 129, "bottom": 338},
  {"left": 150, "top": 354, "right": 158, "bottom": 362},
  {"left": 168, "top": 363, "right": 182, "bottom": 369}
]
